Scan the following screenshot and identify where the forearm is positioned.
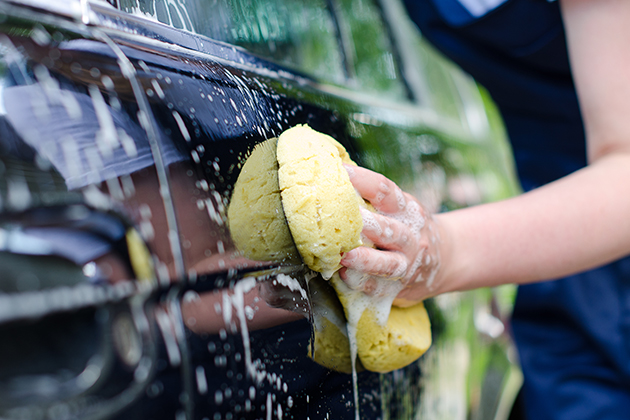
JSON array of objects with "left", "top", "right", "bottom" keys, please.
[
  {"left": 436, "top": 152, "right": 630, "bottom": 294},
  {"left": 435, "top": 0, "right": 630, "bottom": 293}
]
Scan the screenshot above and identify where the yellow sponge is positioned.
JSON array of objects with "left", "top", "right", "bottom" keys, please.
[
  {"left": 307, "top": 276, "right": 358, "bottom": 374},
  {"left": 227, "top": 137, "right": 301, "bottom": 264},
  {"left": 228, "top": 124, "right": 432, "bottom": 373},
  {"left": 276, "top": 125, "right": 363, "bottom": 279},
  {"left": 331, "top": 274, "right": 431, "bottom": 373}
]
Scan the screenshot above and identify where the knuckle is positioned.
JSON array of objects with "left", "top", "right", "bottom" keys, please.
[
  {"left": 364, "top": 278, "right": 377, "bottom": 295},
  {"left": 343, "top": 268, "right": 370, "bottom": 290},
  {"left": 389, "top": 257, "right": 408, "bottom": 279}
]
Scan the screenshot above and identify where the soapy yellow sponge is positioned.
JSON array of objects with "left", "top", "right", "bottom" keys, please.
[
  {"left": 276, "top": 125, "right": 363, "bottom": 279},
  {"left": 362, "top": 303, "right": 432, "bottom": 371},
  {"left": 331, "top": 274, "right": 431, "bottom": 372},
  {"left": 228, "top": 124, "right": 432, "bottom": 373},
  {"left": 227, "top": 137, "right": 301, "bottom": 264},
  {"left": 307, "top": 276, "right": 357, "bottom": 374}
]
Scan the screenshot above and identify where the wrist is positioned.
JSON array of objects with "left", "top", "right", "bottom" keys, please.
[{"left": 429, "top": 211, "right": 462, "bottom": 296}]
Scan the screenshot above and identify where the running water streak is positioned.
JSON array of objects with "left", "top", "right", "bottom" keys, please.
[
  {"left": 231, "top": 277, "right": 257, "bottom": 379},
  {"left": 348, "top": 323, "right": 361, "bottom": 420}
]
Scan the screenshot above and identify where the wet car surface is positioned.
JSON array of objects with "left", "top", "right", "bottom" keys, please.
[{"left": 0, "top": 1, "right": 522, "bottom": 419}]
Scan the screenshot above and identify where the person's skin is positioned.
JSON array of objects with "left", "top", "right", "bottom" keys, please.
[{"left": 340, "top": 0, "right": 630, "bottom": 306}]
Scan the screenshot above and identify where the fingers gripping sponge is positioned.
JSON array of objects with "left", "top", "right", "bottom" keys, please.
[{"left": 228, "top": 124, "right": 431, "bottom": 373}]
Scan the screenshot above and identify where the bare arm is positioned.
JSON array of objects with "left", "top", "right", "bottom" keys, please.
[{"left": 341, "top": 0, "right": 630, "bottom": 304}]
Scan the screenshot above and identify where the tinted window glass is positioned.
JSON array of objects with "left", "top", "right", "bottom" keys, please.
[
  {"left": 118, "top": 0, "right": 346, "bottom": 85},
  {"left": 335, "top": 0, "right": 408, "bottom": 100}
]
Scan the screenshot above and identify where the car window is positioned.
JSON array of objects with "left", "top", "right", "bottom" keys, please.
[
  {"left": 334, "top": 0, "right": 409, "bottom": 100},
  {"left": 117, "top": 0, "right": 347, "bottom": 85}
]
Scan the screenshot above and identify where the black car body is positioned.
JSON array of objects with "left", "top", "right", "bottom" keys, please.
[{"left": 0, "top": 0, "right": 522, "bottom": 419}]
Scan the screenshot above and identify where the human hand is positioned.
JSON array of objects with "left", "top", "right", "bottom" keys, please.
[{"left": 339, "top": 165, "right": 442, "bottom": 306}]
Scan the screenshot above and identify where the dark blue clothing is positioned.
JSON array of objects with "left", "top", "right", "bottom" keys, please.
[{"left": 404, "top": 0, "right": 630, "bottom": 418}]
